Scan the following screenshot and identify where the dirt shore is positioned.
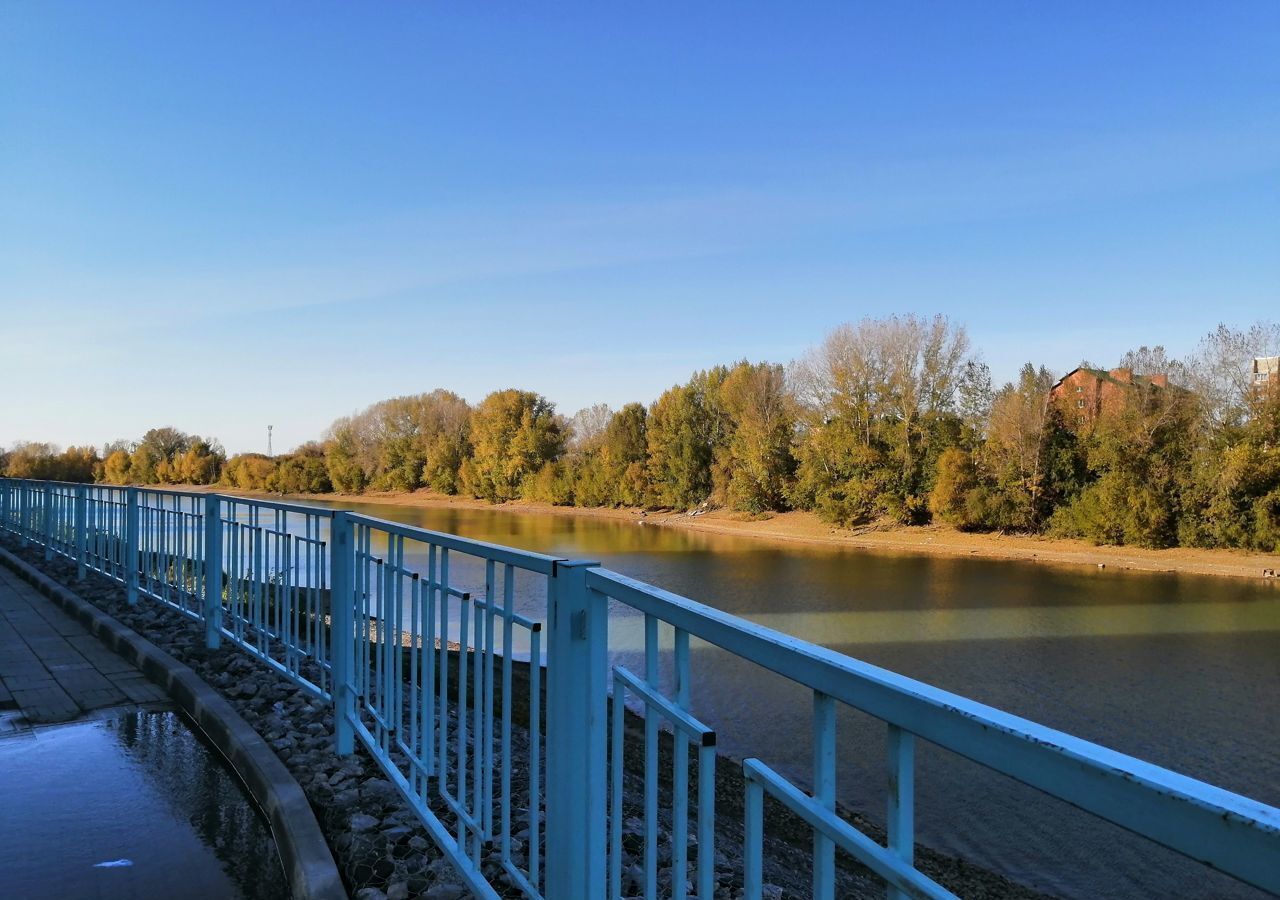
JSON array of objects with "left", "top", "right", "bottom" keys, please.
[{"left": 206, "top": 486, "right": 1280, "bottom": 583}]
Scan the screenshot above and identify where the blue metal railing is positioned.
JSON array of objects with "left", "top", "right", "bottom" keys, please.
[{"left": 1, "top": 477, "right": 1276, "bottom": 900}]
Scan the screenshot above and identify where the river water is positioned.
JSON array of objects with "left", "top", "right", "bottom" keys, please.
[{"left": 304, "top": 498, "right": 1277, "bottom": 899}]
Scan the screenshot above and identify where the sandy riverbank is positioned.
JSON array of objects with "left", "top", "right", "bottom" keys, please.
[{"left": 203, "top": 486, "right": 1279, "bottom": 583}]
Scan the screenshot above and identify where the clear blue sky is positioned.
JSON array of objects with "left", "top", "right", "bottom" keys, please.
[{"left": 2, "top": 3, "right": 1277, "bottom": 454}]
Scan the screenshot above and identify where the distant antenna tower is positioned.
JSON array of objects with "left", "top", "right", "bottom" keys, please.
[{"left": 268, "top": 425, "right": 274, "bottom": 458}]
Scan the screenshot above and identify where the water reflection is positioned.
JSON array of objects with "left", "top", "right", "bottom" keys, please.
[{"left": 0, "top": 710, "right": 286, "bottom": 900}]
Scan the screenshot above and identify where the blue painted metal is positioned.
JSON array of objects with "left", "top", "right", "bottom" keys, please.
[
  {"left": 74, "top": 484, "right": 88, "bottom": 581},
  {"left": 812, "top": 691, "right": 836, "bottom": 900},
  {"left": 203, "top": 493, "right": 223, "bottom": 649},
  {"left": 744, "top": 771, "right": 764, "bottom": 900},
  {"left": 545, "top": 560, "right": 608, "bottom": 900},
  {"left": 3, "top": 478, "right": 1278, "bottom": 899},
  {"left": 587, "top": 567, "right": 1280, "bottom": 897},
  {"left": 124, "top": 486, "right": 139, "bottom": 604},
  {"left": 744, "top": 758, "right": 957, "bottom": 900},
  {"left": 42, "top": 482, "right": 53, "bottom": 561},
  {"left": 887, "top": 723, "right": 916, "bottom": 900}
]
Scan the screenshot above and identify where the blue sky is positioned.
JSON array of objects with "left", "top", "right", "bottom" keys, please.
[{"left": 2, "top": 3, "right": 1277, "bottom": 454}]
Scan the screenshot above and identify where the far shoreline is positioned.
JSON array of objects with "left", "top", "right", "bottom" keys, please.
[{"left": 187, "top": 485, "right": 1280, "bottom": 584}]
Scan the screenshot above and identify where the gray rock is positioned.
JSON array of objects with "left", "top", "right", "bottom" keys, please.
[
  {"left": 423, "top": 886, "right": 465, "bottom": 900},
  {"left": 362, "top": 777, "right": 398, "bottom": 805},
  {"left": 349, "top": 813, "right": 380, "bottom": 833}
]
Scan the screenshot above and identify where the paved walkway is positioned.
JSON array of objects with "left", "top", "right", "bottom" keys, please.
[{"left": 0, "top": 567, "right": 167, "bottom": 734}]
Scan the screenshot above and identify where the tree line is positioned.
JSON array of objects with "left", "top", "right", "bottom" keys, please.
[{"left": 4, "top": 316, "right": 1277, "bottom": 551}]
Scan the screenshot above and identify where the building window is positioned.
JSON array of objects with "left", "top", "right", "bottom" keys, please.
[
  {"left": 1075, "top": 386, "right": 1084, "bottom": 393},
  {"left": 1077, "top": 399, "right": 1086, "bottom": 408},
  {"left": 1257, "top": 372, "right": 1270, "bottom": 382},
  {"left": 1077, "top": 415, "right": 1087, "bottom": 424}
]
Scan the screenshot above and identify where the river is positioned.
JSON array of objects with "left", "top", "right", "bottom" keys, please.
[{"left": 296, "top": 497, "right": 1278, "bottom": 900}]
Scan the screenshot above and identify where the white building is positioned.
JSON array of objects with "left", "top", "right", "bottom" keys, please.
[{"left": 1254, "top": 356, "right": 1279, "bottom": 392}]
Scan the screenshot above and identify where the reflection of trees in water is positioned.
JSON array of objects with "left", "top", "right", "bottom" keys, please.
[{"left": 114, "top": 711, "right": 289, "bottom": 900}]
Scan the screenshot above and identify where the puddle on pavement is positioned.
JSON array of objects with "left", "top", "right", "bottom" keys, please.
[{"left": 0, "top": 708, "right": 289, "bottom": 899}]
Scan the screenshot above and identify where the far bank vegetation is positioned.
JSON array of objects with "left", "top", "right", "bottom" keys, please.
[{"left": 5, "top": 317, "right": 1279, "bottom": 553}]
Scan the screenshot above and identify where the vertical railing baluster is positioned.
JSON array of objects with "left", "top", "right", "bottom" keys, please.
[
  {"left": 744, "top": 774, "right": 764, "bottom": 900},
  {"left": 424, "top": 545, "right": 437, "bottom": 778},
  {"left": 813, "top": 691, "right": 836, "bottom": 900},
  {"left": 483, "top": 559, "right": 497, "bottom": 841},
  {"left": 472, "top": 587, "right": 484, "bottom": 858},
  {"left": 409, "top": 570, "right": 422, "bottom": 794},
  {"left": 43, "top": 481, "right": 53, "bottom": 560},
  {"left": 458, "top": 592, "right": 470, "bottom": 854},
  {"left": 500, "top": 562, "right": 514, "bottom": 862},
  {"left": 644, "top": 613, "right": 659, "bottom": 899},
  {"left": 887, "top": 724, "right": 916, "bottom": 900},
  {"left": 673, "top": 627, "right": 690, "bottom": 900},
  {"left": 375, "top": 557, "right": 386, "bottom": 750},
  {"left": 330, "top": 511, "right": 355, "bottom": 756},
  {"left": 75, "top": 484, "right": 87, "bottom": 581},
  {"left": 529, "top": 625, "right": 542, "bottom": 894},
  {"left": 438, "top": 549, "right": 451, "bottom": 807},
  {"left": 19, "top": 482, "right": 29, "bottom": 546},
  {"left": 697, "top": 741, "right": 716, "bottom": 900},
  {"left": 204, "top": 494, "right": 223, "bottom": 649},
  {"left": 610, "top": 673, "right": 624, "bottom": 900},
  {"left": 125, "top": 486, "right": 139, "bottom": 604}
]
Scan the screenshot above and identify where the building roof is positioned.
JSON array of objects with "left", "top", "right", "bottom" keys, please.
[{"left": 1050, "top": 367, "right": 1176, "bottom": 392}]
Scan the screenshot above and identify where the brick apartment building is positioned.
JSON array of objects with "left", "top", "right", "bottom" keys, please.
[{"left": 1049, "top": 367, "right": 1173, "bottom": 429}]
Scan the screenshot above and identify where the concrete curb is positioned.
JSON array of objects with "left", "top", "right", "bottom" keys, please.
[{"left": 0, "top": 547, "right": 348, "bottom": 900}]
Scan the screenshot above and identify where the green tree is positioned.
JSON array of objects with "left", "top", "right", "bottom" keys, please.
[
  {"left": 1052, "top": 377, "right": 1200, "bottom": 547},
  {"left": 601, "top": 403, "right": 649, "bottom": 506},
  {"left": 789, "top": 315, "right": 974, "bottom": 525},
  {"left": 3, "top": 442, "right": 60, "bottom": 479},
  {"left": 101, "top": 449, "right": 133, "bottom": 484},
  {"left": 928, "top": 446, "right": 1002, "bottom": 529},
  {"left": 268, "top": 447, "right": 333, "bottom": 494},
  {"left": 462, "top": 390, "right": 565, "bottom": 502},
  {"left": 646, "top": 370, "right": 726, "bottom": 509},
  {"left": 716, "top": 361, "right": 794, "bottom": 512},
  {"left": 324, "top": 419, "right": 369, "bottom": 493}
]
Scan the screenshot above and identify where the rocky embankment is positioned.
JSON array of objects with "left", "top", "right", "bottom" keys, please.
[{"left": 1, "top": 539, "right": 1053, "bottom": 900}]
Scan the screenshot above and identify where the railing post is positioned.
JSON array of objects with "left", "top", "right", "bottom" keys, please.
[
  {"left": 125, "top": 486, "right": 139, "bottom": 604},
  {"left": 330, "top": 511, "right": 355, "bottom": 756},
  {"left": 887, "top": 724, "right": 916, "bottom": 900},
  {"left": 75, "top": 485, "right": 88, "bottom": 580},
  {"left": 43, "top": 482, "right": 53, "bottom": 561},
  {"left": 203, "top": 493, "right": 223, "bottom": 649},
  {"left": 545, "top": 559, "right": 608, "bottom": 900},
  {"left": 19, "top": 482, "right": 30, "bottom": 547},
  {"left": 0, "top": 478, "right": 10, "bottom": 534}
]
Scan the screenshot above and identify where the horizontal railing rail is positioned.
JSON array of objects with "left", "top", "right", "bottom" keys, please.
[
  {"left": 1, "top": 477, "right": 1276, "bottom": 900},
  {"left": 585, "top": 567, "right": 1280, "bottom": 898}
]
